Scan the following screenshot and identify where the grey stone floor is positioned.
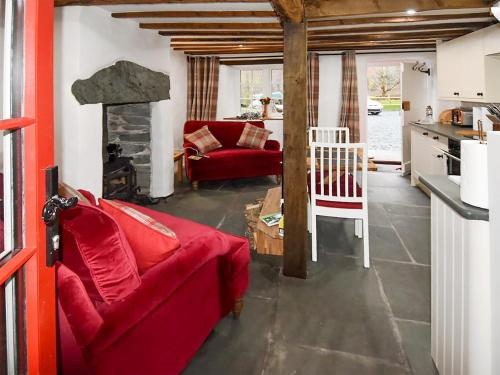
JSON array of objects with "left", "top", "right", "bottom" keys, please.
[{"left": 148, "top": 168, "right": 438, "bottom": 375}]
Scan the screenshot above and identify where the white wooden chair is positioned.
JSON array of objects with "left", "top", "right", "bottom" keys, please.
[
  {"left": 308, "top": 127, "right": 350, "bottom": 145},
  {"left": 309, "top": 141, "right": 370, "bottom": 268}
]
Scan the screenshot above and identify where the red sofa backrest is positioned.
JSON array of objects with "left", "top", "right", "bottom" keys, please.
[{"left": 183, "top": 120, "right": 265, "bottom": 149}]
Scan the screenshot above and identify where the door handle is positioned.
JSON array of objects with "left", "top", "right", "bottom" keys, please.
[
  {"left": 42, "top": 166, "right": 78, "bottom": 267},
  {"left": 42, "top": 195, "right": 78, "bottom": 226}
]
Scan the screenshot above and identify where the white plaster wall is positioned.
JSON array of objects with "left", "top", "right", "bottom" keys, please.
[
  {"left": 54, "top": 6, "right": 187, "bottom": 198},
  {"left": 217, "top": 64, "right": 240, "bottom": 120}
]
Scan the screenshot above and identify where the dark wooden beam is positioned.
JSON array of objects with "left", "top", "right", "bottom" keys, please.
[
  {"left": 159, "top": 30, "right": 283, "bottom": 37},
  {"left": 220, "top": 58, "right": 284, "bottom": 65},
  {"left": 270, "top": 0, "right": 305, "bottom": 23},
  {"left": 170, "top": 30, "right": 466, "bottom": 45},
  {"left": 282, "top": 19, "right": 308, "bottom": 279},
  {"left": 181, "top": 43, "right": 437, "bottom": 54},
  {"left": 308, "top": 12, "right": 493, "bottom": 27},
  {"left": 307, "top": 21, "right": 492, "bottom": 34},
  {"left": 140, "top": 22, "right": 281, "bottom": 30},
  {"left": 305, "top": 0, "right": 493, "bottom": 18},
  {"left": 112, "top": 10, "right": 277, "bottom": 18},
  {"left": 56, "top": 0, "right": 268, "bottom": 5}
]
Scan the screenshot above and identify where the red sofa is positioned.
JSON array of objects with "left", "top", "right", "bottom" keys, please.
[
  {"left": 57, "top": 199, "right": 250, "bottom": 375},
  {"left": 183, "top": 120, "right": 282, "bottom": 189}
]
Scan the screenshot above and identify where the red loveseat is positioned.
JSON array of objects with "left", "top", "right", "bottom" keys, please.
[
  {"left": 183, "top": 120, "right": 282, "bottom": 189},
  {"left": 57, "top": 200, "right": 250, "bottom": 375}
]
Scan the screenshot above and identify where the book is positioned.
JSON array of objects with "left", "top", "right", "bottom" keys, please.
[{"left": 260, "top": 212, "right": 282, "bottom": 227}]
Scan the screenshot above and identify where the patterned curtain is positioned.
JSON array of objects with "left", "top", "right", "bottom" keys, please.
[
  {"left": 187, "top": 56, "right": 220, "bottom": 121},
  {"left": 339, "top": 51, "right": 360, "bottom": 142},
  {"left": 307, "top": 53, "right": 320, "bottom": 128}
]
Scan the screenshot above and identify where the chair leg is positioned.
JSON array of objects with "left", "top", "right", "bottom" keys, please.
[
  {"left": 311, "top": 213, "right": 318, "bottom": 262},
  {"left": 276, "top": 175, "right": 282, "bottom": 184},
  {"left": 307, "top": 202, "right": 312, "bottom": 234},
  {"left": 355, "top": 219, "right": 362, "bottom": 238},
  {"left": 191, "top": 181, "right": 199, "bottom": 190},
  {"left": 363, "top": 218, "right": 370, "bottom": 268},
  {"left": 232, "top": 298, "right": 244, "bottom": 319}
]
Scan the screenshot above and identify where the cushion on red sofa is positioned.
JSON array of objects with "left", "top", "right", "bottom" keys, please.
[
  {"left": 99, "top": 199, "right": 181, "bottom": 274},
  {"left": 184, "top": 125, "right": 222, "bottom": 154},
  {"left": 57, "top": 262, "right": 104, "bottom": 347},
  {"left": 308, "top": 172, "right": 363, "bottom": 209},
  {"left": 59, "top": 182, "right": 92, "bottom": 205},
  {"left": 60, "top": 204, "right": 141, "bottom": 304},
  {"left": 237, "top": 122, "right": 273, "bottom": 150}
]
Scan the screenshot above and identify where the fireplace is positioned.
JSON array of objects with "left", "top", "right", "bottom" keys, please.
[{"left": 71, "top": 60, "right": 171, "bottom": 199}]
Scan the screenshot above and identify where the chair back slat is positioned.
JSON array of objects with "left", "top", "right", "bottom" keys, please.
[
  {"left": 310, "top": 142, "right": 367, "bottom": 204},
  {"left": 308, "top": 127, "right": 350, "bottom": 145}
]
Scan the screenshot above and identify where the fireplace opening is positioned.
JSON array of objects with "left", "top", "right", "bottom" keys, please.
[{"left": 103, "top": 103, "right": 158, "bottom": 203}]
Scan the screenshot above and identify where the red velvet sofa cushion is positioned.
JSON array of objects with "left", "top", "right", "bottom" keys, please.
[
  {"left": 99, "top": 199, "right": 181, "bottom": 274},
  {"left": 57, "top": 262, "right": 104, "bottom": 347},
  {"left": 60, "top": 204, "right": 141, "bottom": 304}
]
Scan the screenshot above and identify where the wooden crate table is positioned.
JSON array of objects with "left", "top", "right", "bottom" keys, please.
[{"left": 255, "top": 187, "right": 283, "bottom": 256}]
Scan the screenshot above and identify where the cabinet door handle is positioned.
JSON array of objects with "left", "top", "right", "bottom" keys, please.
[
  {"left": 433, "top": 136, "right": 439, "bottom": 140},
  {"left": 477, "top": 92, "right": 484, "bottom": 97},
  {"left": 453, "top": 92, "right": 460, "bottom": 96},
  {"left": 423, "top": 132, "right": 428, "bottom": 136},
  {"left": 437, "top": 155, "right": 444, "bottom": 159}
]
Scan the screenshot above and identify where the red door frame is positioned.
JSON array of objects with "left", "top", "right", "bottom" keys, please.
[{"left": 0, "top": 0, "right": 56, "bottom": 373}]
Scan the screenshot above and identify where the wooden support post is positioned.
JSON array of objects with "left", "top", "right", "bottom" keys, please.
[{"left": 282, "top": 20, "right": 308, "bottom": 279}]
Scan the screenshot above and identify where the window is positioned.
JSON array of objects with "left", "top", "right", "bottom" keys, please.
[{"left": 239, "top": 68, "right": 283, "bottom": 117}]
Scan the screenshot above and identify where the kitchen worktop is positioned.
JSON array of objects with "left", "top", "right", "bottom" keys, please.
[
  {"left": 419, "top": 175, "right": 489, "bottom": 221},
  {"left": 409, "top": 121, "right": 473, "bottom": 142}
]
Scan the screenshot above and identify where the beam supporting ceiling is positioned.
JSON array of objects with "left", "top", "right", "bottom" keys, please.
[
  {"left": 111, "top": 11, "right": 277, "bottom": 18},
  {"left": 305, "top": 0, "right": 494, "bottom": 18},
  {"left": 158, "top": 30, "right": 283, "bottom": 36},
  {"left": 270, "top": 0, "right": 305, "bottom": 23},
  {"left": 308, "top": 12, "right": 493, "bottom": 27},
  {"left": 140, "top": 22, "right": 281, "bottom": 30},
  {"left": 55, "top": 0, "right": 268, "bottom": 5}
]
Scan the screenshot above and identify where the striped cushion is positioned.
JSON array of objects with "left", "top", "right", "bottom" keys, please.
[
  {"left": 237, "top": 122, "right": 272, "bottom": 150},
  {"left": 184, "top": 125, "right": 222, "bottom": 154}
]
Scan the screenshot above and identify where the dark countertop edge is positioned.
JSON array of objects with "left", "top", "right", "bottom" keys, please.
[
  {"left": 409, "top": 121, "right": 469, "bottom": 142},
  {"left": 419, "top": 175, "right": 489, "bottom": 222}
]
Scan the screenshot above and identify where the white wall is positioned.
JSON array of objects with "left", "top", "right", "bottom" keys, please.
[
  {"left": 54, "top": 6, "right": 187, "bottom": 198},
  {"left": 217, "top": 64, "right": 240, "bottom": 120}
]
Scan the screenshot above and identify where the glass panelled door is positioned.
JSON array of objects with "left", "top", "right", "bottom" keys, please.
[{"left": 0, "top": 0, "right": 55, "bottom": 374}]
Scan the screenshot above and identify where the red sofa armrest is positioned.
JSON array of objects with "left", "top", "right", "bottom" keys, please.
[
  {"left": 86, "top": 231, "right": 235, "bottom": 356},
  {"left": 264, "top": 140, "right": 281, "bottom": 151}
]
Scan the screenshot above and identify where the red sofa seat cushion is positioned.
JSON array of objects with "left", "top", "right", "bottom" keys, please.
[
  {"left": 309, "top": 173, "right": 363, "bottom": 209},
  {"left": 99, "top": 199, "right": 181, "bottom": 274},
  {"left": 57, "top": 262, "right": 104, "bottom": 347},
  {"left": 60, "top": 204, "right": 141, "bottom": 304}
]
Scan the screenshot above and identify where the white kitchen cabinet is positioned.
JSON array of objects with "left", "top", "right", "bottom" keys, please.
[
  {"left": 437, "top": 25, "right": 500, "bottom": 103},
  {"left": 411, "top": 128, "right": 448, "bottom": 187}
]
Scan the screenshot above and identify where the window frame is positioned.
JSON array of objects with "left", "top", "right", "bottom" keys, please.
[{"left": 237, "top": 65, "right": 284, "bottom": 118}]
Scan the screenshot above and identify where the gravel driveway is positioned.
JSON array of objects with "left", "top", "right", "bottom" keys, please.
[{"left": 368, "top": 111, "right": 401, "bottom": 161}]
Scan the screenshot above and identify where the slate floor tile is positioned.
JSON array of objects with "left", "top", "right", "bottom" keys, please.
[
  {"left": 265, "top": 341, "right": 409, "bottom": 375},
  {"left": 368, "top": 186, "right": 430, "bottom": 207},
  {"left": 369, "top": 202, "right": 392, "bottom": 227},
  {"left": 182, "top": 297, "right": 275, "bottom": 375},
  {"left": 275, "top": 254, "right": 407, "bottom": 365},
  {"left": 389, "top": 215, "right": 431, "bottom": 265},
  {"left": 382, "top": 203, "right": 430, "bottom": 218},
  {"left": 368, "top": 171, "right": 410, "bottom": 188},
  {"left": 397, "top": 321, "right": 438, "bottom": 375},
  {"left": 375, "top": 261, "right": 431, "bottom": 323}
]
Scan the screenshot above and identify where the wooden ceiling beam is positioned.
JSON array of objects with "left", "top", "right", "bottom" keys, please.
[
  {"left": 182, "top": 43, "right": 436, "bottom": 55},
  {"left": 56, "top": 0, "right": 268, "bottom": 5},
  {"left": 159, "top": 30, "right": 283, "bottom": 36},
  {"left": 308, "top": 21, "right": 491, "bottom": 34},
  {"left": 305, "top": 0, "right": 494, "bottom": 18},
  {"left": 111, "top": 10, "right": 277, "bottom": 19},
  {"left": 270, "top": 0, "right": 305, "bottom": 23},
  {"left": 308, "top": 12, "right": 493, "bottom": 27},
  {"left": 140, "top": 22, "right": 281, "bottom": 30},
  {"left": 170, "top": 29, "right": 467, "bottom": 44}
]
